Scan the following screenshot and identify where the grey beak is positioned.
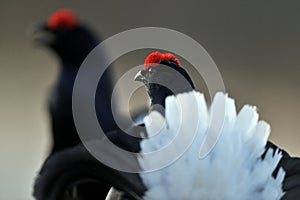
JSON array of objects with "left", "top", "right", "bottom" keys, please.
[
  {"left": 134, "top": 70, "right": 146, "bottom": 83},
  {"left": 32, "top": 22, "right": 48, "bottom": 33},
  {"left": 31, "top": 22, "right": 55, "bottom": 47}
]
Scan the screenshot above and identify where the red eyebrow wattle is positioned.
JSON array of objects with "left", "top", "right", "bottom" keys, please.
[
  {"left": 144, "top": 51, "right": 181, "bottom": 71},
  {"left": 48, "top": 9, "right": 78, "bottom": 30}
]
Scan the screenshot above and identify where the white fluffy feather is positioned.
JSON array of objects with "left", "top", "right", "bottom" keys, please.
[{"left": 139, "top": 91, "right": 285, "bottom": 200}]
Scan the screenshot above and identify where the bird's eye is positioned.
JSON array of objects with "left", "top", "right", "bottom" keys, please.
[{"left": 148, "top": 68, "right": 156, "bottom": 74}]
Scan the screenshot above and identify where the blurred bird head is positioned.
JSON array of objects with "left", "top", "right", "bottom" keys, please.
[
  {"left": 135, "top": 52, "right": 195, "bottom": 107},
  {"left": 33, "top": 9, "right": 99, "bottom": 66}
]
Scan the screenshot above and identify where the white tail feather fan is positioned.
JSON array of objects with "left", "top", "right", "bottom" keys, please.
[{"left": 139, "top": 91, "right": 285, "bottom": 200}]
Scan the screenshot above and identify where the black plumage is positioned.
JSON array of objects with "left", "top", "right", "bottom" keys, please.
[
  {"left": 265, "top": 142, "right": 300, "bottom": 200},
  {"left": 33, "top": 138, "right": 145, "bottom": 200},
  {"left": 34, "top": 9, "right": 117, "bottom": 153},
  {"left": 33, "top": 9, "right": 117, "bottom": 199}
]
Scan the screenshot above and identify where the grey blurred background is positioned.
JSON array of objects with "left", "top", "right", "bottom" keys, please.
[{"left": 0, "top": 0, "right": 299, "bottom": 199}]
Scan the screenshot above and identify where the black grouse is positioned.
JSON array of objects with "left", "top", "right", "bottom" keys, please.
[
  {"left": 109, "top": 51, "right": 300, "bottom": 199},
  {"left": 34, "top": 51, "right": 300, "bottom": 200},
  {"left": 33, "top": 9, "right": 117, "bottom": 200},
  {"left": 34, "top": 9, "right": 117, "bottom": 153}
]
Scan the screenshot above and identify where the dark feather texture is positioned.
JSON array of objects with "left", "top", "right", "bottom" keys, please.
[{"left": 33, "top": 10, "right": 117, "bottom": 199}]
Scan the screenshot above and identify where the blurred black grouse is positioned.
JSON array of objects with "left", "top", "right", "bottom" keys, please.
[
  {"left": 33, "top": 9, "right": 117, "bottom": 200},
  {"left": 34, "top": 9, "right": 117, "bottom": 154}
]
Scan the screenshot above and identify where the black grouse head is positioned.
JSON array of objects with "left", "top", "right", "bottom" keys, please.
[
  {"left": 33, "top": 9, "right": 99, "bottom": 67},
  {"left": 135, "top": 52, "right": 195, "bottom": 108}
]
